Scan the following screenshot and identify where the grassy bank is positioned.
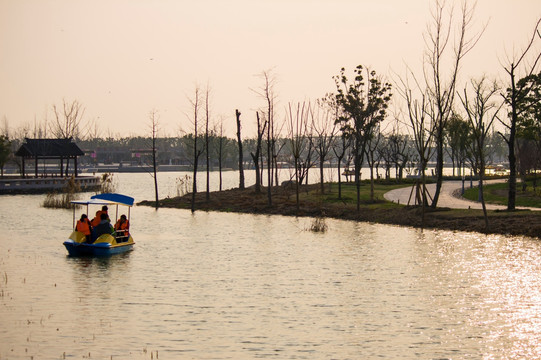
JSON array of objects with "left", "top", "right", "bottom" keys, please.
[
  {"left": 463, "top": 179, "right": 541, "bottom": 208},
  {"left": 138, "top": 181, "right": 541, "bottom": 239}
]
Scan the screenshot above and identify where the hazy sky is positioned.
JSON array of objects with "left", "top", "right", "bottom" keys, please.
[{"left": 1, "top": 0, "right": 540, "bottom": 138}]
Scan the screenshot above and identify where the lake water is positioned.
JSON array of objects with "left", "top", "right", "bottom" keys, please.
[{"left": 1, "top": 171, "right": 541, "bottom": 359}]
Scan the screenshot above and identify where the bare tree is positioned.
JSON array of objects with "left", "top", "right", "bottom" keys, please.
[
  {"left": 204, "top": 84, "right": 211, "bottom": 202},
  {"left": 253, "top": 69, "right": 278, "bottom": 205},
  {"left": 286, "top": 102, "right": 310, "bottom": 212},
  {"left": 235, "top": 109, "right": 245, "bottom": 189},
  {"left": 149, "top": 109, "right": 160, "bottom": 209},
  {"left": 187, "top": 86, "right": 204, "bottom": 213},
  {"left": 364, "top": 125, "right": 383, "bottom": 202},
  {"left": 386, "top": 120, "right": 412, "bottom": 181},
  {"left": 396, "top": 72, "right": 436, "bottom": 225},
  {"left": 251, "top": 112, "right": 267, "bottom": 193},
  {"left": 325, "top": 94, "right": 350, "bottom": 199},
  {"left": 50, "top": 98, "right": 87, "bottom": 176},
  {"left": 498, "top": 17, "right": 541, "bottom": 210},
  {"left": 50, "top": 98, "right": 86, "bottom": 139},
  {"left": 311, "top": 100, "right": 337, "bottom": 194},
  {"left": 87, "top": 118, "right": 102, "bottom": 142},
  {"left": 459, "top": 77, "right": 501, "bottom": 229},
  {"left": 424, "top": 0, "right": 483, "bottom": 208},
  {"left": 212, "top": 117, "right": 227, "bottom": 192},
  {"left": 298, "top": 129, "right": 315, "bottom": 186}
]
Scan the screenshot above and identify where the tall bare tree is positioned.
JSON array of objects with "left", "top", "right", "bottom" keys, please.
[
  {"left": 396, "top": 73, "right": 436, "bottom": 225},
  {"left": 187, "top": 86, "right": 204, "bottom": 213},
  {"left": 253, "top": 69, "right": 278, "bottom": 205},
  {"left": 148, "top": 109, "right": 160, "bottom": 209},
  {"left": 459, "top": 77, "right": 501, "bottom": 229},
  {"left": 204, "top": 85, "right": 212, "bottom": 202},
  {"left": 424, "top": 0, "right": 483, "bottom": 208}
]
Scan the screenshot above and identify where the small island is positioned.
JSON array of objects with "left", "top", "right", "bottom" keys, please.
[{"left": 138, "top": 180, "right": 541, "bottom": 240}]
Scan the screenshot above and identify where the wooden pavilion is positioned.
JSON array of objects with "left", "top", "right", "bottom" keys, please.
[{"left": 15, "top": 138, "right": 85, "bottom": 178}]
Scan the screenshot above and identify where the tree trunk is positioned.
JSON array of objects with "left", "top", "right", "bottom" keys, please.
[
  {"left": 507, "top": 71, "right": 518, "bottom": 211},
  {"left": 354, "top": 144, "right": 361, "bottom": 212},
  {"left": 267, "top": 118, "right": 272, "bottom": 206},
  {"left": 431, "top": 130, "right": 444, "bottom": 208},
  {"left": 152, "top": 137, "right": 159, "bottom": 209},
  {"left": 319, "top": 157, "right": 325, "bottom": 194},
  {"left": 235, "top": 109, "right": 245, "bottom": 190},
  {"left": 337, "top": 155, "right": 343, "bottom": 200},
  {"left": 251, "top": 152, "right": 261, "bottom": 193}
]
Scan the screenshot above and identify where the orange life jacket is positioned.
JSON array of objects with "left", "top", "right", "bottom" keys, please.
[
  {"left": 91, "top": 210, "right": 108, "bottom": 227},
  {"left": 76, "top": 219, "right": 91, "bottom": 235},
  {"left": 115, "top": 219, "right": 129, "bottom": 231}
]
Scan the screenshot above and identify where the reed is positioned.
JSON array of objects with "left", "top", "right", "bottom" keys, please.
[
  {"left": 99, "top": 173, "right": 117, "bottom": 193},
  {"left": 42, "top": 176, "right": 81, "bottom": 209},
  {"left": 309, "top": 216, "right": 328, "bottom": 233}
]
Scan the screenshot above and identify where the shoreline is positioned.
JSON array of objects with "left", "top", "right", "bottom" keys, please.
[{"left": 138, "top": 183, "right": 541, "bottom": 240}]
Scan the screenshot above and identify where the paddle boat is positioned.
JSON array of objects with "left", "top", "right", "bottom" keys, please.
[{"left": 63, "top": 193, "right": 135, "bottom": 256}]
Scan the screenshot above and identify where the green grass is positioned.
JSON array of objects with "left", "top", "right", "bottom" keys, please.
[
  {"left": 463, "top": 180, "right": 541, "bottom": 208},
  {"left": 303, "top": 181, "right": 408, "bottom": 209}
]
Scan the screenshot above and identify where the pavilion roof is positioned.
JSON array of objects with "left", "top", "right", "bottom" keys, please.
[{"left": 15, "top": 138, "right": 85, "bottom": 158}]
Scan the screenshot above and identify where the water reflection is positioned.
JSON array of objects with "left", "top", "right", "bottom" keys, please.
[{"left": 1, "top": 173, "right": 541, "bottom": 358}]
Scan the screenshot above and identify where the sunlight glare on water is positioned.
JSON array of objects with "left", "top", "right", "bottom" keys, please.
[{"left": 1, "top": 172, "right": 541, "bottom": 359}]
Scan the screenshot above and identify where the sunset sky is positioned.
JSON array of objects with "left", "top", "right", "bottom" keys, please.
[{"left": 1, "top": 0, "right": 540, "bottom": 138}]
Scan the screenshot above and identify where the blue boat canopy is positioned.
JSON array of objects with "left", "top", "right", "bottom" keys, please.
[
  {"left": 71, "top": 193, "right": 134, "bottom": 207},
  {"left": 91, "top": 193, "right": 134, "bottom": 206}
]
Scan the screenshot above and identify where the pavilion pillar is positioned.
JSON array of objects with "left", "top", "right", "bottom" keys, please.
[
  {"left": 22, "top": 158, "right": 26, "bottom": 178},
  {"left": 74, "top": 156, "right": 78, "bottom": 177},
  {"left": 34, "top": 156, "right": 38, "bottom": 177},
  {"left": 60, "top": 157, "right": 64, "bottom": 177}
]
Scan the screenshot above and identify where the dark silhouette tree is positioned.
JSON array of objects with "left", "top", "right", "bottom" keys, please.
[
  {"left": 250, "top": 112, "right": 267, "bottom": 193},
  {"left": 499, "top": 17, "right": 541, "bottom": 210},
  {"left": 0, "top": 135, "right": 11, "bottom": 178},
  {"left": 235, "top": 109, "right": 245, "bottom": 189}
]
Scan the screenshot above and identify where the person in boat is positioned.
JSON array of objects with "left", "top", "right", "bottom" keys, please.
[
  {"left": 76, "top": 214, "right": 92, "bottom": 243},
  {"left": 114, "top": 214, "right": 129, "bottom": 235},
  {"left": 91, "top": 205, "right": 109, "bottom": 227},
  {"left": 92, "top": 212, "right": 114, "bottom": 240}
]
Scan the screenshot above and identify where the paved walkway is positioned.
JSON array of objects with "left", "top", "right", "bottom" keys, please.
[{"left": 384, "top": 180, "right": 513, "bottom": 210}]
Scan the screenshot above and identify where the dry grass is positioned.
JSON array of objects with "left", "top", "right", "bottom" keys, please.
[{"left": 42, "top": 176, "right": 81, "bottom": 209}]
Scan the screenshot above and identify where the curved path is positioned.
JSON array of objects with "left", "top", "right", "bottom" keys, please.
[{"left": 384, "top": 180, "right": 518, "bottom": 210}]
